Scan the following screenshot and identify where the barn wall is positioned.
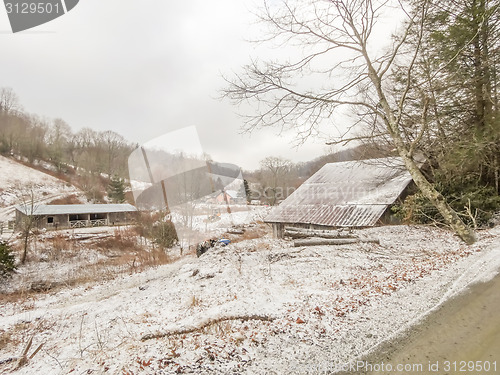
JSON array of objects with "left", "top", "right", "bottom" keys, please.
[
  {"left": 15, "top": 211, "right": 24, "bottom": 227},
  {"left": 30, "top": 214, "right": 70, "bottom": 230},
  {"left": 270, "top": 204, "right": 408, "bottom": 238},
  {"left": 57, "top": 214, "right": 70, "bottom": 228}
]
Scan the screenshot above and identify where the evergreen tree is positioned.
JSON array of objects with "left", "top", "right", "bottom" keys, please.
[
  {"left": 399, "top": 0, "right": 499, "bottom": 190},
  {"left": 390, "top": 0, "right": 500, "bottom": 225},
  {"left": 243, "top": 179, "right": 252, "bottom": 203},
  {"left": 108, "top": 175, "right": 126, "bottom": 203},
  {"left": 0, "top": 241, "right": 16, "bottom": 279}
]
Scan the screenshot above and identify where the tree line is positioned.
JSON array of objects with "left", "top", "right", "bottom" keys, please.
[{"left": 0, "top": 87, "right": 134, "bottom": 202}]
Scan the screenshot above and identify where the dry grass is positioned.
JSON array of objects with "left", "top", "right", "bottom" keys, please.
[
  {"left": 0, "top": 330, "right": 12, "bottom": 351},
  {"left": 95, "top": 228, "right": 141, "bottom": 252},
  {"left": 228, "top": 222, "right": 269, "bottom": 244},
  {"left": 48, "top": 194, "right": 83, "bottom": 205},
  {"left": 188, "top": 295, "right": 201, "bottom": 308},
  {"left": 39, "top": 233, "right": 75, "bottom": 261},
  {"left": 1, "top": 228, "right": 180, "bottom": 302}
]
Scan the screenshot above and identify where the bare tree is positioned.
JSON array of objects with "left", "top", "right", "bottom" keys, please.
[
  {"left": 224, "top": 0, "right": 476, "bottom": 243},
  {"left": 0, "top": 87, "right": 20, "bottom": 114},
  {"left": 47, "top": 118, "right": 72, "bottom": 171},
  {"left": 72, "top": 127, "right": 100, "bottom": 173},
  {"left": 17, "top": 187, "right": 39, "bottom": 264},
  {"left": 260, "top": 156, "right": 292, "bottom": 205},
  {"left": 101, "top": 130, "right": 126, "bottom": 177},
  {"left": 21, "top": 115, "right": 48, "bottom": 162},
  {"left": 0, "top": 88, "right": 23, "bottom": 154}
]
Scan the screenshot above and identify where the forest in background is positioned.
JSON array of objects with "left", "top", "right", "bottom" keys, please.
[
  {"left": 0, "top": 86, "right": 387, "bottom": 205},
  {"left": 0, "top": 87, "right": 135, "bottom": 202}
]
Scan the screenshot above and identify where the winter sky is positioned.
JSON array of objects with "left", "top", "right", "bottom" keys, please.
[{"left": 0, "top": 0, "right": 399, "bottom": 170}]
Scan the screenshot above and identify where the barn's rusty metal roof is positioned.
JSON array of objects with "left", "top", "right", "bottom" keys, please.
[
  {"left": 265, "top": 157, "right": 412, "bottom": 227},
  {"left": 15, "top": 204, "right": 138, "bottom": 216}
]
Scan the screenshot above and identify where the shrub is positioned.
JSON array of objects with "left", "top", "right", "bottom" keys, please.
[
  {"left": 393, "top": 183, "right": 500, "bottom": 228},
  {"left": 151, "top": 221, "right": 178, "bottom": 249},
  {"left": 134, "top": 212, "right": 178, "bottom": 249},
  {"left": 48, "top": 194, "right": 82, "bottom": 205},
  {"left": 0, "top": 241, "right": 16, "bottom": 279}
]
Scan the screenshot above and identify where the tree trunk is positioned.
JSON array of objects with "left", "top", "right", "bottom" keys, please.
[
  {"left": 473, "top": 30, "right": 485, "bottom": 129},
  {"left": 399, "top": 153, "right": 477, "bottom": 244},
  {"left": 294, "top": 238, "right": 380, "bottom": 247},
  {"left": 21, "top": 231, "right": 29, "bottom": 264},
  {"left": 365, "top": 61, "right": 477, "bottom": 245},
  {"left": 388, "top": 118, "right": 477, "bottom": 244},
  {"left": 494, "top": 155, "right": 499, "bottom": 194}
]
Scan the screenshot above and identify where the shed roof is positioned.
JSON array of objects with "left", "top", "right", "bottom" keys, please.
[
  {"left": 15, "top": 203, "right": 138, "bottom": 216},
  {"left": 222, "top": 190, "right": 239, "bottom": 199},
  {"left": 264, "top": 157, "right": 413, "bottom": 227}
]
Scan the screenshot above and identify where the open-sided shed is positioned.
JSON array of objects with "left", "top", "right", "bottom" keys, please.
[
  {"left": 15, "top": 203, "right": 138, "bottom": 230},
  {"left": 265, "top": 157, "right": 413, "bottom": 237}
]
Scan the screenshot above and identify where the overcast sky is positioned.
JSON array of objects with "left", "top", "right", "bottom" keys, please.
[{"left": 0, "top": 0, "right": 397, "bottom": 170}]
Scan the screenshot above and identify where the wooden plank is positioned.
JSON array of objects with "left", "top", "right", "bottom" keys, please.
[
  {"left": 293, "top": 238, "right": 380, "bottom": 247},
  {"left": 284, "top": 230, "right": 356, "bottom": 239}
]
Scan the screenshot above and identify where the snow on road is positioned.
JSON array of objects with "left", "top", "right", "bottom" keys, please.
[{"left": 0, "top": 225, "right": 499, "bottom": 374}]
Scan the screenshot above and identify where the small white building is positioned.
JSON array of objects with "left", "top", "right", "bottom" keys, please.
[{"left": 15, "top": 203, "right": 138, "bottom": 230}]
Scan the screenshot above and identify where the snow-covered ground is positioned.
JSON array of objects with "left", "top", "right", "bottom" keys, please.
[
  {"left": 171, "top": 205, "right": 271, "bottom": 246},
  {"left": 0, "top": 225, "right": 172, "bottom": 296},
  {"left": 1, "top": 223, "right": 499, "bottom": 374},
  {"left": 0, "top": 155, "right": 82, "bottom": 224}
]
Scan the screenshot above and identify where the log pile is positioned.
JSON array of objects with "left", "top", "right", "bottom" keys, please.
[
  {"left": 293, "top": 238, "right": 380, "bottom": 247},
  {"left": 283, "top": 227, "right": 380, "bottom": 247},
  {"left": 284, "top": 226, "right": 355, "bottom": 239}
]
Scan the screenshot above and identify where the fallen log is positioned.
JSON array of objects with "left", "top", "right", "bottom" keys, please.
[
  {"left": 141, "top": 314, "right": 275, "bottom": 341},
  {"left": 226, "top": 229, "right": 245, "bottom": 235},
  {"left": 284, "top": 226, "right": 340, "bottom": 233},
  {"left": 293, "top": 238, "right": 380, "bottom": 247},
  {"left": 284, "top": 230, "right": 356, "bottom": 240},
  {"left": 284, "top": 226, "right": 354, "bottom": 236},
  {"left": 69, "top": 234, "right": 113, "bottom": 241}
]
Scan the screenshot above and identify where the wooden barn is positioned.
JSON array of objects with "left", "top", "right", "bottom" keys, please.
[
  {"left": 264, "top": 157, "right": 414, "bottom": 238},
  {"left": 15, "top": 203, "right": 138, "bottom": 230}
]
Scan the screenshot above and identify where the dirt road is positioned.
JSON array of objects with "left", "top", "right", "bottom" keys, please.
[{"left": 355, "top": 273, "right": 500, "bottom": 375}]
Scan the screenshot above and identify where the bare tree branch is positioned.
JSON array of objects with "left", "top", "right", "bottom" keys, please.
[{"left": 223, "top": 0, "right": 479, "bottom": 243}]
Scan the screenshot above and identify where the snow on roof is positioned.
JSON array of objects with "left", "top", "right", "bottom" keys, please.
[
  {"left": 15, "top": 203, "right": 138, "bottom": 216},
  {"left": 265, "top": 156, "right": 413, "bottom": 227},
  {"left": 225, "top": 190, "right": 239, "bottom": 198}
]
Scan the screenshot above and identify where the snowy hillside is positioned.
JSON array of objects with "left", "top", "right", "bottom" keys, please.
[
  {"left": 0, "top": 155, "right": 81, "bottom": 221},
  {"left": 0, "top": 224, "right": 499, "bottom": 374}
]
